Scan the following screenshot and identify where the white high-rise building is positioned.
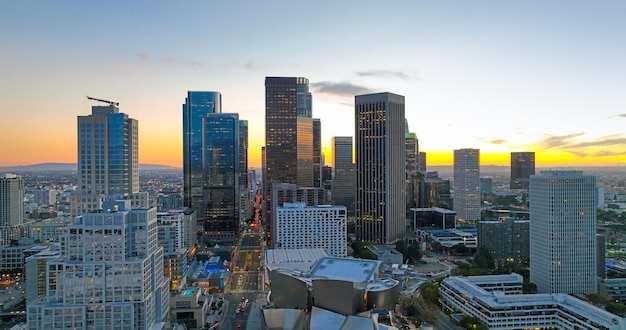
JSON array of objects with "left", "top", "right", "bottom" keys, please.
[
  {"left": 355, "top": 92, "right": 406, "bottom": 244},
  {"left": 453, "top": 148, "right": 481, "bottom": 223},
  {"left": 530, "top": 170, "right": 597, "bottom": 294},
  {"left": 275, "top": 203, "right": 347, "bottom": 257},
  {"left": 27, "top": 200, "right": 170, "bottom": 329},
  {"left": 0, "top": 173, "right": 24, "bottom": 227}
]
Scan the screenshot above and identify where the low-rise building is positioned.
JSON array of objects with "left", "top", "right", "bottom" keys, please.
[{"left": 440, "top": 274, "right": 625, "bottom": 329}]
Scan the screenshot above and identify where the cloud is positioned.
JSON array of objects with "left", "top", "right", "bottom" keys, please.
[
  {"left": 311, "top": 81, "right": 375, "bottom": 98},
  {"left": 488, "top": 139, "right": 507, "bottom": 145},
  {"left": 610, "top": 113, "right": 626, "bottom": 118},
  {"left": 355, "top": 70, "right": 421, "bottom": 80},
  {"left": 536, "top": 132, "right": 585, "bottom": 148},
  {"left": 137, "top": 53, "right": 150, "bottom": 63},
  {"left": 162, "top": 58, "right": 205, "bottom": 69}
]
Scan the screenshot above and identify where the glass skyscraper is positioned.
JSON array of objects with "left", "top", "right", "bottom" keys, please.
[
  {"left": 264, "top": 77, "right": 313, "bottom": 246},
  {"left": 355, "top": 92, "right": 406, "bottom": 244},
  {"left": 332, "top": 136, "right": 355, "bottom": 216},
  {"left": 182, "top": 91, "right": 222, "bottom": 226},
  {"left": 202, "top": 113, "right": 239, "bottom": 243}
]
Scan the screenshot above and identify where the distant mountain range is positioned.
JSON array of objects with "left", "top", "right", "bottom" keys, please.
[{"left": 0, "top": 163, "right": 181, "bottom": 172}]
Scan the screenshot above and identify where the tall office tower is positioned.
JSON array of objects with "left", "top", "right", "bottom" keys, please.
[
  {"left": 313, "top": 118, "right": 322, "bottom": 188},
  {"left": 355, "top": 92, "right": 406, "bottom": 244},
  {"left": 275, "top": 203, "right": 347, "bottom": 257},
  {"left": 405, "top": 132, "right": 420, "bottom": 209},
  {"left": 453, "top": 148, "right": 481, "bottom": 223},
  {"left": 510, "top": 152, "right": 535, "bottom": 190},
  {"left": 182, "top": 91, "right": 222, "bottom": 226},
  {"left": 0, "top": 173, "right": 26, "bottom": 245},
  {"left": 203, "top": 113, "right": 239, "bottom": 244},
  {"left": 530, "top": 171, "right": 597, "bottom": 294},
  {"left": 331, "top": 137, "right": 355, "bottom": 216},
  {"left": 72, "top": 101, "right": 138, "bottom": 216},
  {"left": 27, "top": 200, "right": 170, "bottom": 329},
  {"left": 0, "top": 173, "right": 24, "bottom": 226},
  {"left": 417, "top": 152, "right": 427, "bottom": 175},
  {"left": 424, "top": 172, "right": 452, "bottom": 209},
  {"left": 239, "top": 120, "right": 250, "bottom": 223},
  {"left": 264, "top": 77, "right": 313, "bottom": 244}
]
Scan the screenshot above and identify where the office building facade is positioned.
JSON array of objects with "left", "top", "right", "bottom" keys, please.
[
  {"left": 355, "top": 92, "right": 406, "bottom": 244},
  {"left": 0, "top": 173, "right": 24, "bottom": 227},
  {"left": 313, "top": 118, "right": 322, "bottom": 188},
  {"left": 264, "top": 77, "right": 313, "bottom": 244},
  {"left": 182, "top": 91, "right": 222, "bottom": 225},
  {"left": 275, "top": 203, "right": 347, "bottom": 257},
  {"left": 27, "top": 201, "right": 170, "bottom": 329},
  {"left": 511, "top": 151, "right": 535, "bottom": 190},
  {"left": 203, "top": 113, "right": 239, "bottom": 243},
  {"left": 530, "top": 171, "right": 597, "bottom": 294},
  {"left": 331, "top": 137, "right": 355, "bottom": 216},
  {"left": 453, "top": 148, "right": 481, "bottom": 223},
  {"left": 72, "top": 102, "right": 138, "bottom": 216}
]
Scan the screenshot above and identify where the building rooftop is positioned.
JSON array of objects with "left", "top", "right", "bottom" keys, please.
[{"left": 308, "top": 257, "right": 381, "bottom": 283}]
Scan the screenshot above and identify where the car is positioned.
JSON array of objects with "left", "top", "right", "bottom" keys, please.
[{"left": 237, "top": 323, "right": 242, "bottom": 329}]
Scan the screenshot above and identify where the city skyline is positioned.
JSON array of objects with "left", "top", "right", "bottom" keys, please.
[{"left": 3, "top": 2, "right": 626, "bottom": 168}]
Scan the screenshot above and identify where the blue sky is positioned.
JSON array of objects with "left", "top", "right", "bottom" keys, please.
[{"left": 2, "top": 1, "right": 626, "bottom": 167}]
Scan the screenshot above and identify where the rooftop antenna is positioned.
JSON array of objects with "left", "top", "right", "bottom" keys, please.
[{"left": 86, "top": 96, "right": 119, "bottom": 106}]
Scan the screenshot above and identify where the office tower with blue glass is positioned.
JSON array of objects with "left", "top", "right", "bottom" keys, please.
[
  {"left": 331, "top": 136, "right": 355, "bottom": 216},
  {"left": 182, "top": 91, "right": 222, "bottom": 227},
  {"left": 453, "top": 148, "right": 481, "bottom": 224},
  {"left": 530, "top": 170, "right": 597, "bottom": 294},
  {"left": 203, "top": 113, "right": 240, "bottom": 243},
  {"left": 71, "top": 100, "right": 138, "bottom": 217},
  {"left": 264, "top": 77, "right": 313, "bottom": 246},
  {"left": 355, "top": 92, "right": 406, "bottom": 244}
]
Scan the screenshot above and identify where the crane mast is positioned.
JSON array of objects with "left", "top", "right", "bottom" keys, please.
[{"left": 86, "top": 96, "right": 119, "bottom": 106}]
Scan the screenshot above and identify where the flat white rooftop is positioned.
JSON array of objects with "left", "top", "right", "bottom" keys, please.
[{"left": 309, "top": 257, "right": 381, "bottom": 283}]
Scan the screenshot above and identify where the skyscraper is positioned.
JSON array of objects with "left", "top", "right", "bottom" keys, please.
[
  {"left": 182, "top": 91, "right": 222, "bottom": 225},
  {"left": 264, "top": 77, "right": 313, "bottom": 245},
  {"left": 332, "top": 137, "right": 355, "bottom": 216},
  {"left": 530, "top": 171, "right": 597, "bottom": 294},
  {"left": 453, "top": 148, "right": 481, "bottom": 223},
  {"left": 203, "top": 113, "right": 239, "bottom": 243},
  {"left": 27, "top": 200, "right": 170, "bottom": 329},
  {"left": 0, "top": 173, "right": 24, "bottom": 227},
  {"left": 72, "top": 100, "right": 138, "bottom": 216},
  {"left": 313, "top": 118, "right": 322, "bottom": 188},
  {"left": 355, "top": 92, "right": 406, "bottom": 244},
  {"left": 238, "top": 120, "right": 250, "bottom": 223},
  {"left": 510, "top": 152, "right": 535, "bottom": 190}
]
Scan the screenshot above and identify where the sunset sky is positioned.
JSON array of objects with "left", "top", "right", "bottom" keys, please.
[{"left": 2, "top": 1, "right": 626, "bottom": 168}]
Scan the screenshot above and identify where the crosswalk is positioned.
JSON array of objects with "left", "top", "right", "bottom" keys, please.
[{"left": 229, "top": 288, "right": 257, "bottom": 294}]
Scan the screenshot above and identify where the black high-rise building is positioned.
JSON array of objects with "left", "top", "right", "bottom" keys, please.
[{"left": 510, "top": 152, "right": 535, "bottom": 189}]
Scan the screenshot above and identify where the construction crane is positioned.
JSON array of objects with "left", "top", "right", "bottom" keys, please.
[{"left": 86, "top": 96, "right": 119, "bottom": 107}]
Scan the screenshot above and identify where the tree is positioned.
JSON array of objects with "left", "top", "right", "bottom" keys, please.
[
  {"left": 359, "top": 249, "right": 378, "bottom": 260},
  {"left": 606, "top": 301, "right": 626, "bottom": 317},
  {"left": 473, "top": 247, "right": 495, "bottom": 271},
  {"left": 522, "top": 282, "right": 537, "bottom": 294},
  {"left": 586, "top": 293, "right": 607, "bottom": 306},
  {"left": 405, "top": 243, "right": 421, "bottom": 263},
  {"left": 420, "top": 282, "right": 439, "bottom": 304},
  {"left": 351, "top": 241, "right": 365, "bottom": 253}
]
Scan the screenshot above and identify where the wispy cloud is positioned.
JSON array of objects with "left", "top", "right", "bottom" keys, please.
[
  {"left": 162, "top": 58, "right": 205, "bottom": 69},
  {"left": 535, "top": 132, "right": 586, "bottom": 148},
  {"left": 489, "top": 139, "right": 507, "bottom": 145},
  {"left": 356, "top": 70, "right": 421, "bottom": 81},
  {"left": 311, "top": 81, "right": 375, "bottom": 98},
  {"left": 137, "top": 53, "right": 150, "bottom": 64},
  {"left": 610, "top": 113, "right": 626, "bottom": 118}
]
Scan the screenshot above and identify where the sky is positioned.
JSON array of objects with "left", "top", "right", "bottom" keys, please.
[{"left": 2, "top": 1, "right": 626, "bottom": 169}]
